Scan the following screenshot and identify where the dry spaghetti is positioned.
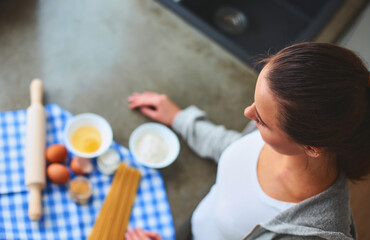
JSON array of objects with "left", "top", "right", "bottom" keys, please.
[{"left": 88, "top": 163, "right": 141, "bottom": 239}]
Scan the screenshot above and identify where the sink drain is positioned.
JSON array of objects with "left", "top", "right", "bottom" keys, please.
[{"left": 213, "top": 7, "right": 248, "bottom": 35}]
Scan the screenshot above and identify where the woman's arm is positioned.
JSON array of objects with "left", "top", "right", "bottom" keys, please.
[
  {"left": 172, "top": 105, "right": 242, "bottom": 162},
  {"left": 128, "top": 92, "right": 242, "bottom": 162}
]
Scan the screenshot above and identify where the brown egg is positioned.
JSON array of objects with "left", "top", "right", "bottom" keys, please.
[
  {"left": 70, "top": 157, "right": 93, "bottom": 175},
  {"left": 47, "top": 163, "right": 70, "bottom": 185},
  {"left": 46, "top": 144, "right": 68, "bottom": 163}
]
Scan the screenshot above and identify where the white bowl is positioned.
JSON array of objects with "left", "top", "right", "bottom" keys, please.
[
  {"left": 64, "top": 113, "right": 113, "bottom": 158},
  {"left": 129, "top": 123, "right": 180, "bottom": 168}
]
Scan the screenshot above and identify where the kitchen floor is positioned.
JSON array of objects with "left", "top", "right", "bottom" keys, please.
[
  {"left": 338, "top": 2, "right": 370, "bottom": 240},
  {"left": 0, "top": 0, "right": 369, "bottom": 239},
  {"left": 339, "top": 2, "right": 370, "bottom": 64}
]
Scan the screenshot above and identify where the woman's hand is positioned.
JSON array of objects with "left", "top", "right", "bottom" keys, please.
[
  {"left": 128, "top": 92, "right": 181, "bottom": 126},
  {"left": 125, "top": 227, "right": 163, "bottom": 240}
]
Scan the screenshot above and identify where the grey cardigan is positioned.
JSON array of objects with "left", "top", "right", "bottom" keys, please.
[{"left": 172, "top": 106, "right": 356, "bottom": 240}]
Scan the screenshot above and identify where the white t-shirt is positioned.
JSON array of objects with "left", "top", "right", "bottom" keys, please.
[{"left": 191, "top": 130, "right": 296, "bottom": 240}]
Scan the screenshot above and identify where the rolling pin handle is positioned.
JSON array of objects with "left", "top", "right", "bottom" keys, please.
[
  {"left": 28, "top": 184, "right": 43, "bottom": 221},
  {"left": 30, "top": 79, "right": 43, "bottom": 105}
]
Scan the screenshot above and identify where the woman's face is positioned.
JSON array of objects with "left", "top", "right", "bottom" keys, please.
[{"left": 244, "top": 65, "right": 304, "bottom": 156}]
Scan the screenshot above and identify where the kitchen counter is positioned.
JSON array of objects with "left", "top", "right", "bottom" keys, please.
[
  {"left": 0, "top": 0, "right": 367, "bottom": 239},
  {"left": 0, "top": 0, "right": 256, "bottom": 237}
]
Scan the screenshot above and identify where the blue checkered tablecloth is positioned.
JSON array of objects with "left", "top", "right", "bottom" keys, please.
[{"left": 0, "top": 104, "right": 175, "bottom": 240}]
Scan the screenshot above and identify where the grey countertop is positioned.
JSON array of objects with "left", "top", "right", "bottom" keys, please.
[
  {"left": 2, "top": 0, "right": 366, "bottom": 238},
  {"left": 0, "top": 0, "right": 257, "bottom": 236}
]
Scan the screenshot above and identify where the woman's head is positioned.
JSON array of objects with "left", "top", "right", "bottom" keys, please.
[
  {"left": 245, "top": 42, "right": 370, "bottom": 180},
  {"left": 244, "top": 65, "right": 306, "bottom": 156}
]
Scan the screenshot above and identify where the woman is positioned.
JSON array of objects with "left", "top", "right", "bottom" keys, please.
[{"left": 126, "top": 43, "right": 370, "bottom": 240}]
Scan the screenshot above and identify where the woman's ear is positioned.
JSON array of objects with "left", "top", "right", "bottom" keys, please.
[{"left": 303, "top": 146, "right": 323, "bottom": 158}]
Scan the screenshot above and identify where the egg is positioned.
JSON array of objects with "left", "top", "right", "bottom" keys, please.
[
  {"left": 71, "top": 126, "right": 102, "bottom": 153},
  {"left": 47, "top": 163, "right": 70, "bottom": 184},
  {"left": 70, "top": 157, "right": 93, "bottom": 175},
  {"left": 46, "top": 144, "right": 68, "bottom": 163}
]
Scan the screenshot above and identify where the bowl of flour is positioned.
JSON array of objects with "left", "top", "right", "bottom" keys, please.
[{"left": 129, "top": 123, "right": 180, "bottom": 168}]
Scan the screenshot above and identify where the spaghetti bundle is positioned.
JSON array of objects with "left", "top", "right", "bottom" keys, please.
[{"left": 88, "top": 163, "right": 141, "bottom": 239}]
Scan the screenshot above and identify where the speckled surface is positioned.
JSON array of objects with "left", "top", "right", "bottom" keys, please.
[
  {"left": 1, "top": 0, "right": 367, "bottom": 239},
  {"left": 0, "top": 0, "right": 256, "bottom": 237}
]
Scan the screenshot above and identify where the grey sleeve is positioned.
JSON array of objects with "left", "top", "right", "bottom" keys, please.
[{"left": 171, "top": 105, "right": 243, "bottom": 163}]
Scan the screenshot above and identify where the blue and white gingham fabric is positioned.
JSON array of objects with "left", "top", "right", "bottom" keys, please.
[{"left": 0, "top": 104, "right": 175, "bottom": 240}]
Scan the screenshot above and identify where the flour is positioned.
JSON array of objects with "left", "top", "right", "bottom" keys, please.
[{"left": 136, "top": 131, "right": 169, "bottom": 164}]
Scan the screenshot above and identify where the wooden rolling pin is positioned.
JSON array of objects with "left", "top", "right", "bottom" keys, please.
[{"left": 25, "top": 79, "right": 46, "bottom": 221}]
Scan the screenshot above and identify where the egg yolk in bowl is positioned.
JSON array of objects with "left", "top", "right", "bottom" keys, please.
[{"left": 71, "top": 126, "right": 102, "bottom": 153}]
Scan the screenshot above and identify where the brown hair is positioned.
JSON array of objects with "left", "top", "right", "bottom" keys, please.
[{"left": 262, "top": 42, "right": 370, "bottom": 180}]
